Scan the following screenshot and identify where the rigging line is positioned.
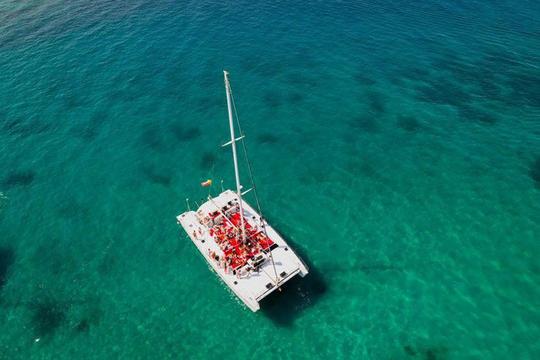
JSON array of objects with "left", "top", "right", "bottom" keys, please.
[
  {"left": 228, "top": 84, "right": 263, "bottom": 216},
  {"left": 228, "top": 83, "right": 280, "bottom": 286}
]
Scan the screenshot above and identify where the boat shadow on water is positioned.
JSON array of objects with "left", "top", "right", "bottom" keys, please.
[{"left": 259, "top": 238, "right": 327, "bottom": 327}]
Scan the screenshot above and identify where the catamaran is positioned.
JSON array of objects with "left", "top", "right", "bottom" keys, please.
[{"left": 176, "top": 71, "right": 309, "bottom": 312}]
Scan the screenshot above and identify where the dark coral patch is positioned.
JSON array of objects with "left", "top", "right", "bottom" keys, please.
[
  {"left": 73, "top": 123, "right": 97, "bottom": 141},
  {"left": 432, "top": 55, "right": 477, "bottom": 82},
  {"left": 263, "top": 91, "right": 282, "bottom": 108},
  {"left": 74, "top": 319, "right": 90, "bottom": 333},
  {"left": 425, "top": 349, "right": 437, "bottom": 360},
  {"left": 2, "top": 170, "right": 35, "bottom": 188},
  {"left": 142, "top": 166, "right": 172, "bottom": 186},
  {"left": 257, "top": 133, "right": 279, "bottom": 144},
  {"left": 425, "top": 346, "right": 448, "bottom": 360},
  {"left": 200, "top": 152, "right": 216, "bottom": 169},
  {"left": 430, "top": 51, "right": 540, "bottom": 107},
  {"left": 140, "top": 127, "right": 165, "bottom": 151},
  {"left": 506, "top": 72, "right": 540, "bottom": 108},
  {"left": 403, "top": 344, "right": 448, "bottom": 360},
  {"left": 170, "top": 124, "right": 201, "bottom": 142},
  {"left": 31, "top": 302, "right": 66, "bottom": 337},
  {"left": 350, "top": 115, "right": 379, "bottom": 133},
  {"left": 458, "top": 105, "right": 497, "bottom": 125},
  {"left": 365, "top": 91, "right": 385, "bottom": 114},
  {"left": 56, "top": 198, "right": 90, "bottom": 220},
  {"left": 397, "top": 115, "right": 421, "bottom": 132},
  {"left": 1, "top": 117, "right": 23, "bottom": 134},
  {"left": 74, "top": 304, "right": 103, "bottom": 334},
  {"left": 0, "top": 247, "right": 15, "bottom": 290},
  {"left": 403, "top": 345, "right": 417, "bottom": 356},
  {"left": 287, "top": 92, "right": 304, "bottom": 103},
  {"left": 62, "top": 91, "right": 88, "bottom": 110},
  {"left": 400, "top": 66, "right": 431, "bottom": 82},
  {"left": 415, "top": 78, "right": 472, "bottom": 107},
  {"left": 356, "top": 160, "right": 378, "bottom": 178},
  {"left": 73, "top": 110, "right": 109, "bottom": 141},
  {"left": 481, "top": 50, "right": 522, "bottom": 69},
  {"left": 529, "top": 157, "right": 540, "bottom": 188},
  {"left": 476, "top": 76, "right": 503, "bottom": 99},
  {"left": 48, "top": 255, "right": 77, "bottom": 276},
  {"left": 1, "top": 116, "right": 50, "bottom": 137},
  {"left": 98, "top": 253, "right": 116, "bottom": 275}
]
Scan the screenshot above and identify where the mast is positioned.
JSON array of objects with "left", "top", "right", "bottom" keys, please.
[{"left": 223, "top": 70, "right": 246, "bottom": 243}]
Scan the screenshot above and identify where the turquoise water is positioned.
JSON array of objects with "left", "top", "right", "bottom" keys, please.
[{"left": 1, "top": 0, "right": 540, "bottom": 358}]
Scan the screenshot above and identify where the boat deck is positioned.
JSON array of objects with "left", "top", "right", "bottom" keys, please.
[
  {"left": 207, "top": 208, "right": 275, "bottom": 270},
  {"left": 177, "top": 190, "right": 308, "bottom": 311}
]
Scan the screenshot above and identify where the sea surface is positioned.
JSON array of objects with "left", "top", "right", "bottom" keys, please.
[{"left": 1, "top": 0, "right": 539, "bottom": 359}]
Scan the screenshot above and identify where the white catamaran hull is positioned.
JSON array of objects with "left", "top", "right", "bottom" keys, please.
[
  {"left": 177, "top": 71, "right": 308, "bottom": 312},
  {"left": 177, "top": 190, "right": 308, "bottom": 312}
]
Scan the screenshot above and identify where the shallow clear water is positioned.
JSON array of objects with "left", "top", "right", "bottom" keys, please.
[{"left": 1, "top": 0, "right": 539, "bottom": 358}]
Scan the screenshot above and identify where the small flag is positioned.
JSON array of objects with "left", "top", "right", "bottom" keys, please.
[{"left": 201, "top": 179, "right": 212, "bottom": 187}]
